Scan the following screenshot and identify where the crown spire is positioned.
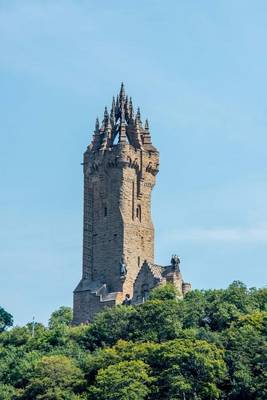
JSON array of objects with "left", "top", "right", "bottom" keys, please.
[{"left": 89, "top": 83, "right": 157, "bottom": 152}]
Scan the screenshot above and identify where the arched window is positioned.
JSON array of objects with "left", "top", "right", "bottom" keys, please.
[{"left": 136, "top": 205, "right": 141, "bottom": 222}]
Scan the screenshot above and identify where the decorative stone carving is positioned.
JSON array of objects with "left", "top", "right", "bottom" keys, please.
[
  {"left": 171, "top": 254, "right": 180, "bottom": 271},
  {"left": 119, "top": 256, "right": 127, "bottom": 277}
]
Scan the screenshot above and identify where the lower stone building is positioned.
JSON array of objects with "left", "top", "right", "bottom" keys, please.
[
  {"left": 132, "top": 257, "right": 191, "bottom": 304},
  {"left": 73, "top": 84, "right": 191, "bottom": 324}
]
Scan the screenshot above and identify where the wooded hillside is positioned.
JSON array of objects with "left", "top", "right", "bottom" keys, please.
[{"left": 0, "top": 282, "right": 266, "bottom": 399}]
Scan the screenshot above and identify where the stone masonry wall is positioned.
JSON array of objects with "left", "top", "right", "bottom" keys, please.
[
  {"left": 120, "top": 145, "right": 158, "bottom": 297},
  {"left": 81, "top": 143, "right": 159, "bottom": 297}
]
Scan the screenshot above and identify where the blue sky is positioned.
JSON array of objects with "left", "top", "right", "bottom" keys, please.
[{"left": 1, "top": 0, "right": 267, "bottom": 326}]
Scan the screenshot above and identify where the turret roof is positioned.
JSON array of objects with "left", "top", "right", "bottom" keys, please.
[{"left": 90, "top": 83, "right": 157, "bottom": 152}]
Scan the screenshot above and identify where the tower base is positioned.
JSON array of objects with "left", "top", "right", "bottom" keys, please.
[
  {"left": 73, "top": 279, "right": 124, "bottom": 324},
  {"left": 73, "top": 259, "right": 191, "bottom": 324}
]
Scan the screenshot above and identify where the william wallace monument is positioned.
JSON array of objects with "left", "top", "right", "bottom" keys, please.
[{"left": 73, "top": 84, "right": 191, "bottom": 324}]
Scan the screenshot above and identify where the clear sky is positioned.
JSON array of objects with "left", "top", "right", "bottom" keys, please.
[{"left": 1, "top": 0, "right": 267, "bottom": 326}]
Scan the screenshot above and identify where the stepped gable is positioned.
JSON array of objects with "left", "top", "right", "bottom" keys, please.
[{"left": 148, "top": 263, "right": 165, "bottom": 281}]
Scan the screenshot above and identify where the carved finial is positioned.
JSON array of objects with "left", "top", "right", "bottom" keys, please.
[
  {"left": 91, "top": 117, "right": 101, "bottom": 150},
  {"left": 125, "top": 96, "right": 130, "bottom": 120},
  {"left": 115, "top": 95, "right": 120, "bottom": 119},
  {"left": 104, "top": 106, "right": 109, "bottom": 120},
  {"left": 129, "top": 97, "right": 134, "bottom": 119},
  {"left": 103, "top": 107, "right": 110, "bottom": 130},
  {"left": 134, "top": 113, "right": 139, "bottom": 127},
  {"left": 171, "top": 255, "right": 180, "bottom": 272},
  {"left": 119, "top": 82, "right": 125, "bottom": 101},
  {"left": 111, "top": 96, "right": 115, "bottom": 113},
  {"left": 136, "top": 107, "right": 142, "bottom": 124},
  {"left": 95, "top": 117, "right": 100, "bottom": 132},
  {"left": 110, "top": 97, "right": 116, "bottom": 122},
  {"left": 135, "top": 107, "right": 141, "bottom": 124},
  {"left": 145, "top": 119, "right": 149, "bottom": 130}
]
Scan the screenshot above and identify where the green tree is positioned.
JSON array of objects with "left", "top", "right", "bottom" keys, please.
[
  {"left": 7, "top": 350, "right": 41, "bottom": 389},
  {"left": 0, "top": 283, "right": 266, "bottom": 399},
  {"left": 88, "top": 360, "right": 154, "bottom": 400},
  {"left": 251, "top": 287, "right": 267, "bottom": 311},
  {"left": 223, "top": 311, "right": 267, "bottom": 399},
  {"left": 181, "top": 282, "right": 261, "bottom": 331},
  {"left": 0, "top": 384, "right": 18, "bottom": 400},
  {"left": 84, "top": 338, "right": 227, "bottom": 400},
  {"left": 0, "top": 307, "right": 13, "bottom": 332},
  {"left": 48, "top": 307, "right": 73, "bottom": 329},
  {"left": 130, "top": 299, "right": 182, "bottom": 342},
  {"left": 0, "top": 326, "right": 31, "bottom": 347},
  {"left": 81, "top": 305, "right": 137, "bottom": 350},
  {"left": 23, "top": 355, "right": 85, "bottom": 400},
  {"left": 81, "top": 288, "right": 183, "bottom": 347},
  {"left": 156, "top": 339, "right": 227, "bottom": 400},
  {"left": 148, "top": 283, "right": 181, "bottom": 301}
]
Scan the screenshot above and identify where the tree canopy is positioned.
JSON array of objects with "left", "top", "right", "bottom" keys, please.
[
  {"left": 0, "top": 282, "right": 266, "bottom": 399},
  {"left": 0, "top": 307, "right": 13, "bottom": 332}
]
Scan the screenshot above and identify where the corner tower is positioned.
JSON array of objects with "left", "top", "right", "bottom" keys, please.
[{"left": 73, "top": 84, "right": 159, "bottom": 323}]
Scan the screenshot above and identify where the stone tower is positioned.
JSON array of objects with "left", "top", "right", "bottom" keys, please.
[{"left": 73, "top": 84, "right": 160, "bottom": 323}]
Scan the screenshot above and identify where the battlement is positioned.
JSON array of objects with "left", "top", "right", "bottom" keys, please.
[{"left": 84, "top": 144, "right": 159, "bottom": 173}]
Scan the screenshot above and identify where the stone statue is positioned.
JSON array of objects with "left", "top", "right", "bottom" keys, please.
[
  {"left": 171, "top": 254, "right": 180, "bottom": 271},
  {"left": 119, "top": 256, "right": 127, "bottom": 277},
  {"left": 122, "top": 293, "right": 131, "bottom": 306}
]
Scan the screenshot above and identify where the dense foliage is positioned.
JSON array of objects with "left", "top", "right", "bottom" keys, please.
[
  {"left": 0, "top": 282, "right": 266, "bottom": 399},
  {"left": 0, "top": 307, "right": 13, "bottom": 333}
]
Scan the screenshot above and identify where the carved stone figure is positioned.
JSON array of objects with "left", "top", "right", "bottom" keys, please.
[
  {"left": 119, "top": 256, "right": 127, "bottom": 277},
  {"left": 122, "top": 293, "right": 131, "bottom": 306},
  {"left": 171, "top": 254, "right": 180, "bottom": 271}
]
